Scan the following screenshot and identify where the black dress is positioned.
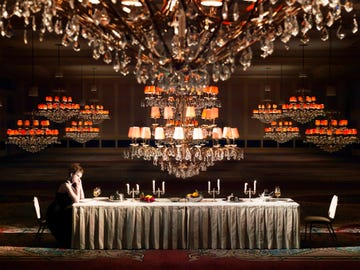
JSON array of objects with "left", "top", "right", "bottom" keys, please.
[{"left": 46, "top": 191, "right": 73, "bottom": 248}]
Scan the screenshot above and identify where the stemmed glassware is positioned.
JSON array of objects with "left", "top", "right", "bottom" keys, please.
[
  {"left": 93, "top": 187, "right": 101, "bottom": 198},
  {"left": 274, "top": 186, "right": 281, "bottom": 199}
]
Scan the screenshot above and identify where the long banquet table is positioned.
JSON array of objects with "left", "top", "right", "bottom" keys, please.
[{"left": 71, "top": 197, "right": 300, "bottom": 250}]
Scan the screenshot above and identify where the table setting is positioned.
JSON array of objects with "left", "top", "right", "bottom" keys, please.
[{"left": 72, "top": 179, "right": 300, "bottom": 250}]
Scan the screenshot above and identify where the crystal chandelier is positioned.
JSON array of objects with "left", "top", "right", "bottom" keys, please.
[
  {"left": 282, "top": 92, "right": 325, "bottom": 124},
  {"left": 78, "top": 104, "right": 110, "bottom": 124},
  {"left": 0, "top": 0, "right": 357, "bottom": 86},
  {"left": 264, "top": 120, "right": 300, "bottom": 143},
  {"left": 36, "top": 96, "right": 80, "bottom": 123},
  {"left": 252, "top": 68, "right": 282, "bottom": 124},
  {"left": 65, "top": 120, "right": 100, "bottom": 143},
  {"left": 304, "top": 116, "right": 358, "bottom": 153},
  {"left": 125, "top": 85, "right": 244, "bottom": 179},
  {"left": 252, "top": 101, "right": 282, "bottom": 124},
  {"left": 6, "top": 119, "right": 60, "bottom": 153}
]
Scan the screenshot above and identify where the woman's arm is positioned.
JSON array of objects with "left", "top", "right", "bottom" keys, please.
[
  {"left": 63, "top": 181, "right": 82, "bottom": 203},
  {"left": 79, "top": 181, "right": 85, "bottom": 200}
]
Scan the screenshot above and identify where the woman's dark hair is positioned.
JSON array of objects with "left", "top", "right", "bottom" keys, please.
[{"left": 68, "top": 163, "right": 84, "bottom": 177}]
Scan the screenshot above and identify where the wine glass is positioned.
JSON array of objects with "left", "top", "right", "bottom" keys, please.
[
  {"left": 93, "top": 187, "right": 101, "bottom": 198},
  {"left": 274, "top": 186, "right": 281, "bottom": 198}
]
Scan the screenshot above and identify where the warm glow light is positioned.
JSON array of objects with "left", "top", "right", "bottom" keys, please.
[
  {"left": 173, "top": 127, "right": 185, "bottom": 140},
  {"left": 6, "top": 119, "right": 60, "bottom": 153},
  {"left": 200, "top": 0, "right": 222, "bottom": 7},
  {"left": 305, "top": 115, "right": 358, "bottom": 152},
  {"left": 121, "top": 0, "right": 142, "bottom": 7},
  {"left": 163, "top": 106, "right": 174, "bottom": 120},
  {"left": 150, "top": 107, "right": 161, "bottom": 119},
  {"left": 192, "top": 128, "right": 203, "bottom": 140},
  {"left": 154, "top": 127, "right": 165, "bottom": 140},
  {"left": 140, "top": 127, "right": 151, "bottom": 140}
]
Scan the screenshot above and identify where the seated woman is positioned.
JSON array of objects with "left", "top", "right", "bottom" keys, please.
[{"left": 46, "top": 163, "right": 85, "bottom": 248}]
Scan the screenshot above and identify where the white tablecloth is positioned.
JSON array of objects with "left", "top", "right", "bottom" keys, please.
[{"left": 72, "top": 198, "right": 300, "bottom": 250}]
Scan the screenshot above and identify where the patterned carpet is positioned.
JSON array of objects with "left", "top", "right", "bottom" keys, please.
[{"left": 1, "top": 226, "right": 360, "bottom": 262}]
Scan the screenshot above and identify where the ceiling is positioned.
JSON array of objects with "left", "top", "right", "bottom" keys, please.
[{"left": 0, "top": 3, "right": 359, "bottom": 86}]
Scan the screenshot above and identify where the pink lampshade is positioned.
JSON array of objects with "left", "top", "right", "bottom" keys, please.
[
  {"left": 222, "top": 127, "right": 231, "bottom": 139},
  {"left": 173, "top": 127, "right": 185, "bottom": 140},
  {"left": 150, "top": 106, "right": 161, "bottom": 119},
  {"left": 163, "top": 106, "right": 174, "bottom": 119},
  {"left": 230, "top": 128, "right": 239, "bottom": 139},
  {"left": 185, "top": 106, "right": 196, "bottom": 118},
  {"left": 128, "top": 126, "right": 141, "bottom": 138},
  {"left": 212, "top": 127, "right": 223, "bottom": 140},
  {"left": 140, "top": 127, "right": 151, "bottom": 139},
  {"left": 210, "top": 107, "right": 219, "bottom": 119},
  {"left": 154, "top": 127, "right": 165, "bottom": 140}
]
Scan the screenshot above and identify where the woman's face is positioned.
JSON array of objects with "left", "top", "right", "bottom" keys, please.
[{"left": 71, "top": 171, "right": 83, "bottom": 184}]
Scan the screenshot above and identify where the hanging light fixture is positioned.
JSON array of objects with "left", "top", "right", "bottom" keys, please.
[
  {"left": 0, "top": 1, "right": 357, "bottom": 88},
  {"left": 264, "top": 120, "right": 300, "bottom": 143},
  {"left": 282, "top": 45, "right": 325, "bottom": 124},
  {"left": 304, "top": 34, "right": 358, "bottom": 153},
  {"left": 125, "top": 85, "right": 243, "bottom": 179},
  {"left": 78, "top": 68, "right": 110, "bottom": 124},
  {"left": 36, "top": 95, "right": 80, "bottom": 123},
  {"left": 35, "top": 45, "right": 80, "bottom": 123},
  {"left": 64, "top": 120, "right": 100, "bottom": 143},
  {"left": 6, "top": 119, "right": 60, "bottom": 153},
  {"left": 252, "top": 67, "right": 282, "bottom": 124},
  {"left": 79, "top": 104, "right": 110, "bottom": 124},
  {"left": 304, "top": 114, "right": 358, "bottom": 153}
]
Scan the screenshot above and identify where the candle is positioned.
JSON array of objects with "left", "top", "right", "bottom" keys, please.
[
  {"left": 126, "top": 183, "right": 130, "bottom": 194},
  {"left": 152, "top": 180, "right": 155, "bottom": 193},
  {"left": 208, "top": 181, "right": 211, "bottom": 192},
  {"left": 244, "top": 182, "right": 248, "bottom": 192},
  {"left": 136, "top": 184, "right": 139, "bottom": 191},
  {"left": 253, "top": 180, "right": 257, "bottom": 193},
  {"left": 162, "top": 181, "right": 165, "bottom": 192},
  {"left": 217, "top": 179, "right": 220, "bottom": 192}
]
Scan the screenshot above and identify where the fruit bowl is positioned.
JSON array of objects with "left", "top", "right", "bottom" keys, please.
[{"left": 186, "top": 195, "right": 203, "bottom": 202}]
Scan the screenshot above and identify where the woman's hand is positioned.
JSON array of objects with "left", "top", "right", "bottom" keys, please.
[{"left": 65, "top": 180, "right": 72, "bottom": 191}]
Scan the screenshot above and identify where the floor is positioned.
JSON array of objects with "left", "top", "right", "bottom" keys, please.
[{"left": 0, "top": 147, "right": 360, "bottom": 249}]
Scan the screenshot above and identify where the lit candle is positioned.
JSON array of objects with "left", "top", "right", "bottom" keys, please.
[
  {"left": 217, "top": 179, "right": 220, "bottom": 192},
  {"left": 126, "top": 183, "right": 130, "bottom": 194},
  {"left": 208, "top": 181, "right": 211, "bottom": 192},
  {"left": 152, "top": 180, "right": 156, "bottom": 193},
  {"left": 253, "top": 180, "right": 257, "bottom": 193},
  {"left": 136, "top": 184, "right": 139, "bottom": 192},
  {"left": 244, "top": 182, "right": 248, "bottom": 192},
  {"left": 162, "top": 181, "right": 165, "bottom": 193}
]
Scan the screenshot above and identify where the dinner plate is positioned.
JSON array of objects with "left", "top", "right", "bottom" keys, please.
[
  {"left": 224, "top": 199, "right": 244, "bottom": 203},
  {"left": 107, "top": 198, "right": 125, "bottom": 203}
]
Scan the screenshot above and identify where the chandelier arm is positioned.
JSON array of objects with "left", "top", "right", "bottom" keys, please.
[
  {"left": 104, "top": 1, "right": 168, "bottom": 62},
  {"left": 143, "top": 0, "right": 177, "bottom": 63},
  {"left": 194, "top": 0, "right": 261, "bottom": 66}
]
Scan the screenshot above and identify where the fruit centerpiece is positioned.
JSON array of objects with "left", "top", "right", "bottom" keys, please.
[
  {"left": 186, "top": 190, "right": 203, "bottom": 202},
  {"left": 140, "top": 194, "right": 155, "bottom": 203}
]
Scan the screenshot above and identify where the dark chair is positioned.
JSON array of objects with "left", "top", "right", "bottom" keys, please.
[
  {"left": 304, "top": 195, "right": 338, "bottom": 241},
  {"left": 33, "top": 196, "right": 47, "bottom": 240}
]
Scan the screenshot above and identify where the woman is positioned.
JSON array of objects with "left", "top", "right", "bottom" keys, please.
[{"left": 46, "top": 163, "right": 85, "bottom": 248}]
